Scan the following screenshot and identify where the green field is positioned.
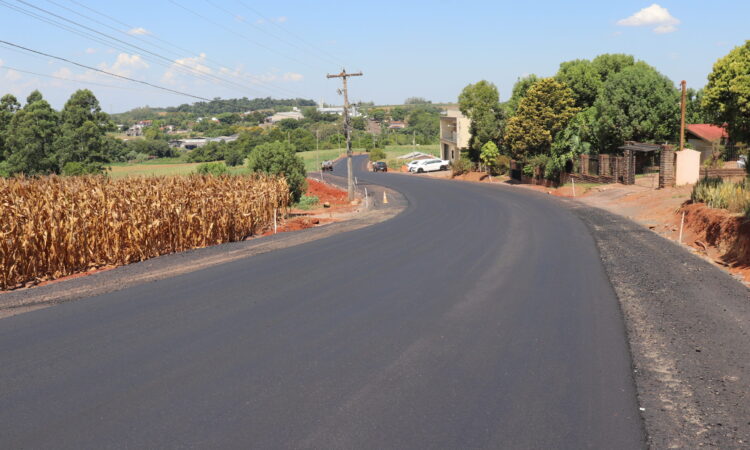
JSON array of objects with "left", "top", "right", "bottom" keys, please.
[{"left": 107, "top": 145, "right": 440, "bottom": 178}]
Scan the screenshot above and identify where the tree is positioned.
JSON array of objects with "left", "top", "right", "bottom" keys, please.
[
  {"left": 406, "top": 109, "right": 439, "bottom": 139},
  {"left": 479, "top": 141, "right": 500, "bottom": 173},
  {"left": 54, "top": 89, "right": 114, "bottom": 173},
  {"left": 390, "top": 106, "right": 407, "bottom": 121},
  {"left": 458, "top": 80, "right": 505, "bottom": 157},
  {"left": 686, "top": 88, "right": 708, "bottom": 124},
  {"left": 503, "top": 78, "right": 579, "bottom": 160},
  {"left": 404, "top": 97, "right": 431, "bottom": 105},
  {"left": 505, "top": 75, "right": 539, "bottom": 116},
  {"left": 702, "top": 40, "right": 750, "bottom": 144},
  {"left": 594, "top": 62, "right": 680, "bottom": 151},
  {"left": 4, "top": 91, "right": 59, "bottom": 175},
  {"left": 0, "top": 94, "right": 20, "bottom": 161},
  {"left": 246, "top": 141, "right": 306, "bottom": 202},
  {"left": 555, "top": 60, "right": 601, "bottom": 109},
  {"left": 591, "top": 54, "right": 636, "bottom": 83}
]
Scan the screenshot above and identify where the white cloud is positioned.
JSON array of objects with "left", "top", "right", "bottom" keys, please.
[
  {"left": 128, "top": 27, "right": 150, "bottom": 36},
  {"left": 99, "top": 53, "right": 149, "bottom": 77},
  {"left": 283, "top": 72, "right": 303, "bottom": 82},
  {"left": 163, "top": 53, "right": 212, "bottom": 84},
  {"left": 5, "top": 69, "right": 22, "bottom": 82},
  {"left": 85, "top": 48, "right": 97, "bottom": 54},
  {"left": 0, "top": 58, "right": 4, "bottom": 68},
  {"left": 276, "top": 16, "right": 287, "bottom": 23},
  {"left": 617, "top": 4, "right": 680, "bottom": 34}
]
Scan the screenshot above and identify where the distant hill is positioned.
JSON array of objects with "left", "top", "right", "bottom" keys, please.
[{"left": 113, "top": 97, "right": 316, "bottom": 121}]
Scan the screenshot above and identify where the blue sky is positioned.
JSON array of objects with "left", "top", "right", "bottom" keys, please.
[{"left": 0, "top": 0, "right": 747, "bottom": 113}]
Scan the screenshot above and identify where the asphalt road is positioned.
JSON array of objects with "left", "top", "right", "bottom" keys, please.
[{"left": 0, "top": 156, "right": 644, "bottom": 449}]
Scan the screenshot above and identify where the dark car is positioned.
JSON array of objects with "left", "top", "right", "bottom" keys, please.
[{"left": 372, "top": 161, "right": 388, "bottom": 172}]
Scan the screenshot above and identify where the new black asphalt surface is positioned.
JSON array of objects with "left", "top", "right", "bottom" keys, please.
[{"left": 0, "top": 156, "right": 644, "bottom": 449}]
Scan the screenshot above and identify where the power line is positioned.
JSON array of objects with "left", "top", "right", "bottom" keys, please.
[
  {"left": 166, "top": 0, "right": 317, "bottom": 71},
  {"left": 203, "top": 0, "right": 343, "bottom": 68},
  {"left": 49, "top": 0, "right": 303, "bottom": 98},
  {"left": 12, "top": 0, "right": 280, "bottom": 98},
  {"left": 0, "top": 64, "right": 144, "bottom": 91},
  {"left": 61, "top": 0, "right": 302, "bottom": 98},
  {"left": 235, "top": 0, "right": 349, "bottom": 69},
  {"left": 0, "top": 40, "right": 211, "bottom": 101}
]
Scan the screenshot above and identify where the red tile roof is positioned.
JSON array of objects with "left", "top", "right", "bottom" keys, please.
[{"left": 686, "top": 124, "right": 728, "bottom": 142}]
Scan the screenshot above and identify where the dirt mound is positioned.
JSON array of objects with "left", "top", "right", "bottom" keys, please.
[
  {"left": 452, "top": 171, "right": 490, "bottom": 182},
  {"left": 682, "top": 203, "right": 750, "bottom": 267},
  {"left": 307, "top": 178, "right": 348, "bottom": 204}
]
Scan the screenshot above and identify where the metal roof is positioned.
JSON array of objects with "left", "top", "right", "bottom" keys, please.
[{"left": 618, "top": 142, "right": 663, "bottom": 152}]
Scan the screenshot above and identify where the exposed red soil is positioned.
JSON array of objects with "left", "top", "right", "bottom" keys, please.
[
  {"left": 451, "top": 171, "right": 506, "bottom": 183},
  {"left": 680, "top": 203, "right": 750, "bottom": 273},
  {"left": 306, "top": 178, "right": 349, "bottom": 205}
]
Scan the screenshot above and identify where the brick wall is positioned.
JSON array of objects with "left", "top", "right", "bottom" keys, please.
[{"left": 659, "top": 145, "right": 675, "bottom": 188}]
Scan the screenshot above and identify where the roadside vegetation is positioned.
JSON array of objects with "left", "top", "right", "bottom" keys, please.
[
  {"left": 691, "top": 177, "right": 750, "bottom": 216},
  {"left": 0, "top": 174, "right": 290, "bottom": 290}
]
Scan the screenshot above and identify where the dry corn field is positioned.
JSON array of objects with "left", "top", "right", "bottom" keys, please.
[{"left": 0, "top": 174, "right": 289, "bottom": 290}]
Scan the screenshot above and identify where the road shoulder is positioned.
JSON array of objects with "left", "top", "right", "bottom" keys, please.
[{"left": 566, "top": 200, "right": 750, "bottom": 448}]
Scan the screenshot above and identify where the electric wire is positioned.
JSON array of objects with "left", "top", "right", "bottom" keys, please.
[
  {"left": 0, "top": 64, "right": 145, "bottom": 91},
  {"left": 0, "top": 40, "right": 212, "bottom": 101}
]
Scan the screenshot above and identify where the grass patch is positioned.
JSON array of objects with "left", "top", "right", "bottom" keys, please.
[
  {"left": 692, "top": 177, "right": 750, "bottom": 215},
  {"left": 294, "top": 194, "right": 319, "bottom": 210}
]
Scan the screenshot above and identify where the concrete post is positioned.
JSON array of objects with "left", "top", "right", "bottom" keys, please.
[{"left": 580, "top": 154, "right": 590, "bottom": 175}]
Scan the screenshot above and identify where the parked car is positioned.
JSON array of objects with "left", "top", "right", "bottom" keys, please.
[
  {"left": 372, "top": 161, "right": 388, "bottom": 172},
  {"left": 409, "top": 158, "right": 450, "bottom": 173},
  {"left": 321, "top": 160, "right": 334, "bottom": 171},
  {"left": 406, "top": 160, "right": 424, "bottom": 171}
]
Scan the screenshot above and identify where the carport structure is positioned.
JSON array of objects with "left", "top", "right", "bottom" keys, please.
[{"left": 618, "top": 142, "right": 675, "bottom": 188}]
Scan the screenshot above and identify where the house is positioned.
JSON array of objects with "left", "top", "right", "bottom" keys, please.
[
  {"left": 388, "top": 121, "right": 406, "bottom": 130},
  {"left": 316, "top": 105, "right": 361, "bottom": 117},
  {"left": 267, "top": 107, "right": 304, "bottom": 124},
  {"left": 439, "top": 107, "right": 471, "bottom": 162},
  {"left": 686, "top": 124, "right": 729, "bottom": 163},
  {"left": 169, "top": 135, "right": 239, "bottom": 149}
]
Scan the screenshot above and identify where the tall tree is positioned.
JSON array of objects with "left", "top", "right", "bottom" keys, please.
[
  {"left": 590, "top": 54, "right": 636, "bottom": 83},
  {"left": 0, "top": 94, "right": 20, "bottom": 161},
  {"left": 54, "top": 89, "right": 113, "bottom": 174},
  {"left": 503, "top": 78, "right": 579, "bottom": 161},
  {"left": 594, "top": 62, "right": 680, "bottom": 151},
  {"left": 4, "top": 91, "right": 59, "bottom": 175},
  {"left": 686, "top": 88, "right": 708, "bottom": 124},
  {"left": 555, "top": 60, "right": 601, "bottom": 109},
  {"left": 458, "top": 80, "right": 505, "bottom": 157},
  {"left": 505, "top": 74, "right": 539, "bottom": 116},
  {"left": 702, "top": 40, "right": 750, "bottom": 144}
]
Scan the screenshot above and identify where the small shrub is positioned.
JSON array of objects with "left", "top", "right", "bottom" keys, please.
[
  {"left": 62, "top": 161, "right": 105, "bottom": 176},
  {"left": 196, "top": 162, "right": 229, "bottom": 176},
  {"left": 369, "top": 147, "right": 387, "bottom": 161},
  {"left": 296, "top": 194, "right": 319, "bottom": 210},
  {"left": 452, "top": 158, "right": 472, "bottom": 176}
]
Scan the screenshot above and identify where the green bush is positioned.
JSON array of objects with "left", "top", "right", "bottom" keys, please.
[
  {"left": 451, "top": 158, "right": 473, "bottom": 176},
  {"left": 196, "top": 162, "right": 229, "bottom": 176},
  {"left": 691, "top": 177, "right": 750, "bottom": 215},
  {"left": 247, "top": 141, "right": 306, "bottom": 202},
  {"left": 369, "top": 147, "right": 387, "bottom": 161},
  {"left": 224, "top": 147, "right": 244, "bottom": 167},
  {"left": 62, "top": 161, "right": 105, "bottom": 176},
  {"left": 296, "top": 194, "right": 319, "bottom": 210}
]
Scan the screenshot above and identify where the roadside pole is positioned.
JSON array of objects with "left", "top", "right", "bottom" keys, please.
[{"left": 327, "top": 69, "right": 363, "bottom": 201}]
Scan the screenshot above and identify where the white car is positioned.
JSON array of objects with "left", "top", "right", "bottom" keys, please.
[
  {"left": 409, "top": 158, "right": 450, "bottom": 173},
  {"left": 406, "top": 160, "right": 424, "bottom": 171}
]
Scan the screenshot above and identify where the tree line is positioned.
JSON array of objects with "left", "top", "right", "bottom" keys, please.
[{"left": 459, "top": 42, "right": 750, "bottom": 179}]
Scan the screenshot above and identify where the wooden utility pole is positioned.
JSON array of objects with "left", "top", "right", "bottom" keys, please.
[
  {"left": 326, "top": 69, "right": 363, "bottom": 201},
  {"left": 680, "top": 80, "right": 687, "bottom": 150}
]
